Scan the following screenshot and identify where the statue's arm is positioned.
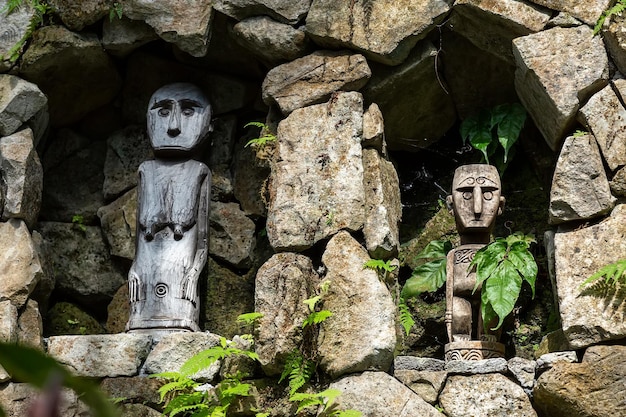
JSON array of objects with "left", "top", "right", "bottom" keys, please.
[
  {"left": 129, "top": 171, "right": 145, "bottom": 303},
  {"left": 445, "top": 250, "right": 454, "bottom": 343},
  {"left": 183, "top": 171, "right": 210, "bottom": 301}
]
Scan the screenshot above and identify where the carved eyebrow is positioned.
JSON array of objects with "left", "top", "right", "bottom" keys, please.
[
  {"left": 178, "top": 99, "right": 203, "bottom": 108},
  {"left": 151, "top": 99, "right": 174, "bottom": 110}
]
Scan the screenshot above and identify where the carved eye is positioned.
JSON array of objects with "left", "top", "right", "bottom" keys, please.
[
  {"left": 462, "top": 191, "right": 472, "bottom": 200},
  {"left": 181, "top": 107, "right": 195, "bottom": 117},
  {"left": 158, "top": 108, "right": 170, "bottom": 117},
  {"left": 483, "top": 191, "right": 493, "bottom": 200}
]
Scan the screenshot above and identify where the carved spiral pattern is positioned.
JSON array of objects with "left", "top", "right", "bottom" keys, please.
[{"left": 154, "top": 283, "right": 168, "bottom": 298}]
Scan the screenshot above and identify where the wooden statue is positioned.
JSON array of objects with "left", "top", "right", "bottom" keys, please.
[
  {"left": 126, "top": 83, "right": 212, "bottom": 334},
  {"left": 444, "top": 164, "right": 506, "bottom": 360}
]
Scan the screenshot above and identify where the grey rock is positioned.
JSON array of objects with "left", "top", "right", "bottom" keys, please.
[
  {"left": 604, "top": 12, "right": 626, "bottom": 76},
  {"left": 143, "top": 332, "right": 222, "bottom": 381},
  {"left": 37, "top": 222, "right": 126, "bottom": 304},
  {"left": 513, "top": 25, "right": 609, "bottom": 151},
  {"left": 47, "top": 334, "right": 152, "bottom": 377},
  {"left": 106, "top": 284, "right": 129, "bottom": 334},
  {"left": 0, "top": 383, "right": 90, "bottom": 416},
  {"left": 507, "top": 357, "right": 537, "bottom": 392},
  {"left": 527, "top": 0, "right": 611, "bottom": 25},
  {"left": 233, "top": 16, "right": 311, "bottom": 65},
  {"left": 362, "top": 103, "right": 385, "bottom": 152},
  {"left": 121, "top": 0, "right": 214, "bottom": 57},
  {"left": 362, "top": 148, "right": 401, "bottom": 259},
  {"left": 47, "top": 0, "right": 108, "bottom": 30},
  {"left": 362, "top": 41, "right": 456, "bottom": 151},
  {"left": 536, "top": 351, "right": 578, "bottom": 371},
  {"left": 232, "top": 133, "right": 271, "bottom": 218},
  {"left": 17, "top": 299, "right": 43, "bottom": 350},
  {"left": 0, "top": 127, "right": 43, "bottom": 228},
  {"left": 533, "top": 345, "right": 626, "bottom": 417},
  {"left": 318, "top": 232, "right": 396, "bottom": 378},
  {"left": 103, "top": 125, "right": 153, "bottom": 201},
  {"left": 329, "top": 371, "right": 442, "bottom": 417},
  {"left": 546, "top": 12, "right": 584, "bottom": 28},
  {"left": 19, "top": 25, "right": 122, "bottom": 127},
  {"left": 0, "top": 300, "right": 18, "bottom": 343},
  {"left": 100, "top": 376, "right": 162, "bottom": 409},
  {"left": 267, "top": 92, "right": 365, "bottom": 251},
  {"left": 0, "top": 219, "right": 42, "bottom": 308},
  {"left": 208, "top": 201, "right": 256, "bottom": 269},
  {"left": 305, "top": 0, "right": 451, "bottom": 65},
  {"left": 102, "top": 16, "right": 159, "bottom": 57},
  {"left": 255, "top": 253, "right": 319, "bottom": 375},
  {"left": 97, "top": 188, "right": 137, "bottom": 260},
  {"left": 208, "top": 116, "right": 237, "bottom": 169},
  {"left": 214, "top": 0, "right": 311, "bottom": 24},
  {"left": 553, "top": 204, "right": 626, "bottom": 349},
  {"left": 41, "top": 131, "right": 106, "bottom": 223},
  {"left": 548, "top": 134, "right": 614, "bottom": 224},
  {"left": 440, "top": 373, "right": 537, "bottom": 417},
  {"left": 394, "top": 356, "right": 445, "bottom": 371},
  {"left": 0, "top": 74, "right": 47, "bottom": 137},
  {"left": 394, "top": 369, "right": 447, "bottom": 404},
  {"left": 262, "top": 50, "right": 371, "bottom": 116},
  {"left": 451, "top": 0, "right": 551, "bottom": 63},
  {"left": 578, "top": 82, "right": 626, "bottom": 171},
  {"left": 610, "top": 165, "right": 626, "bottom": 197},
  {"left": 119, "top": 404, "right": 162, "bottom": 417},
  {"left": 445, "top": 358, "right": 508, "bottom": 375},
  {"left": 534, "top": 329, "right": 571, "bottom": 358},
  {"left": 45, "top": 301, "right": 105, "bottom": 336},
  {"left": 0, "top": 1, "right": 36, "bottom": 72}
]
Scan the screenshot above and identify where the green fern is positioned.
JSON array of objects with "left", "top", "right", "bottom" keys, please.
[
  {"left": 1, "top": 0, "right": 52, "bottom": 63},
  {"left": 279, "top": 350, "right": 317, "bottom": 396},
  {"left": 290, "top": 388, "right": 362, "bottom": 416},
  {"left": 363, "top": 259, "right": 397, "bottom": 273},
  {"left": 595, "top": 0, "right": 626, "bottom": 35},
  {"left": 398, "top": 300, "right": 415, "bottom": 336},
  {"left": 302, "top": 310, "right": 333, "bottom": 328},
  {"left": 237, "top": 312, "right": 264, "bottom": 326},
  {"left": 244, "top": 121, "right": 277, "bottom": 149},
  {"left": 579, "top": 258, "right": 626, "bottom": 289}
]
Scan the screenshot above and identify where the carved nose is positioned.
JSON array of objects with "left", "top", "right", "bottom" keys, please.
[
  {"left": 473, "top": 186, "right": 482, "bottom": 217},
  {"left": 167, "top": 108, "right": 181, "bottom": 137}
]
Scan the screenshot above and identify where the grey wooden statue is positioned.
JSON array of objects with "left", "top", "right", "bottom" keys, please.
[
  {"left": 444, "top": 164, "right": 506, "bottom": 361},
  {"left": 126, "top": 83, "right": 212, "bottom": 334}
]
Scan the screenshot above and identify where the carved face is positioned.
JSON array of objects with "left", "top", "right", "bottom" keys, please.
[
  {"left": 447, "top": 164, "right": 505, "bottom": 234},
  {"left": 147, "top": 83, "right": 212, "bottom": 153}
]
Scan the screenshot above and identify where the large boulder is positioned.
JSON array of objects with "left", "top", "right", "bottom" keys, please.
[
  {"left": 362, "top": 42, "right": 456, "bottom": 150},
  {"left": 262, "top": 50, "right": 371, "bottom": 116},
  {"left": 37, "top": 222, "right": 126, "bottom": 306},
  {"left": 329, "top": 371, "right": 442, "bottom": 417},
  {"left": 578, "top": 81, "right": 626, "bottom": 171},
  {"left": 17, "top": 299, "right": 43, "bottom": 349},
  {"left": 254, "top": 253, "right": 319, "bottom": 375},
  {"left": 439, "top": 373, "right": 537, "bottom": 417},
  {"left": 451, "top": 0, "right": 551, "bottom": 63},
  {"left": 47, "top": 334, "right": 152, "bottom": 377},
  {"left": 0, "top": 219, "right": 42, "bottom": 309},
  {"left": 97, "top": 188, "right": 137, "bottom": 260},
  {"left": 305, "top": 0, "right": 451, "bottom": 65},
  {"left": 0, "top": 383, "right": 89, "bottom": 417},
  {"left": 527, "top": 0, "right": 611, "bottom": 25},
  {"left": 267, "top": 92, "right": 365, "bottom": 251},
  {"left": 548, "top": 133, "right": 614, "bottom": 224},
  {"left": 102, "top": 16, "right": 159, "bottom": 57},
  {"left": 209, "top": 201, "right": 256, "bottom": 269},
  {"left": 19, "top": 25, "right": 122, "bottom": 127},
  {"left": 214, "top": 0, "right": 312, "bottom": 24},
  {"left": 533, "top": 345, "right": 626, "bottom": 417},
  {"left": 318, "top": 231, "right": 396, "bottom": 378},
  {"left": 362, "top": 148, "right": 401, "bottom": 259},
  {"left": 603, "top": 12, "right": 626, "bottom": 75},
  {"left": 0, "top": 74, "right": 47, "bottom": 137},
  {"left": 552, "top": 204, "right": 626, "bottom": 349},
  {"left": 0, "top": 127, "right": 43, "bottom": 228},
  {"left": 512, "top": 25, "right": 608, "bottom": 151}
]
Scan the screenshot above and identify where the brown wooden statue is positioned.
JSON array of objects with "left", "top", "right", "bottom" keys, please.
[
  {"left": 444, "top": 164, "right": 506, "bottom": 360},
  {"left": 126, "top": 83, "right": 212, "bottom": 334}
]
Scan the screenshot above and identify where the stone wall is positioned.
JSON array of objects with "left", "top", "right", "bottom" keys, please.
[{"left": 1, "top": 0, "right": 626, "bottom": 416}]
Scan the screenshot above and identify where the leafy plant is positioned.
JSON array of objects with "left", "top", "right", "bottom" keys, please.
[
  {"left": 290, "top": 388, "right": 361, "bottom": 416},
  {"left": 470, "top": 232, "right": 537, "bottom": 331},
  {"left": 72, "top": 214, "right": 87, "bottom": 232},
  {"left": 573, "top": 129, "right": 589, "bottom": 138},
  {"left": 302, "top": 279, "right": 333, "bottom": 328},
  {"left": 109, "top": 2, "right": 123, "bottom": 21},
  {"left": 459, "top": 103, "right": 527, "bottom": 170},
  {"left": 237, "top": 312, "right": 264, "bottom": 326},
  {"left": 152, "top": 336, "right": 260, "bottom": 417},
  {"left": 595, "top": 0, "right": 626, "bottom": 35},
  {"left": 244, "top": 122, "right": 277, "bottom": 149},
  {"left": 401, "top": 240, "right": 452, "bottom": 299},
  {"left": 363, "top": 259, "right": 397, "bottom": 274},
  {"left": 579, "top": 258, "right": 626, "bottom": 289},
  {"left": 0, "top": 343, "right": 118, "bottom": 417},
  {"left": 279, "top": 350, "right": 317, "bottom": 397},
  {"left": 1, "top": 0, "right": 52, "bottom": 63},
  {"left": 398, "top": 300, "right": 415, "bottom": 336}
]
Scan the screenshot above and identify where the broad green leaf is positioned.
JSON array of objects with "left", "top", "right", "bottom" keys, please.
[
  {"left": 471, "top": 242, "right": 507, "bottom": 292},
  {"left": 495, "top": 103, "right": 526, "bottom": 163},
  {"left": 507, "top": 242, "right": 538, "bottom": 297},
  {"left": 402, "top": 258, "right": 447, "bottom": 297},
  {"left": 483, "top": 259, "right": 523, "bottom": 330},
  {"left": 317, "top": 388, "right": 342, "bottom": 410},
  {"left": 0, "top": 343, "right": 118, "bottom": 417},
  {"left": 237, "top": 312, "right": 264, "bottom": 325},
  {"left": 303, "top": 295, "right": 321, "bottom": 312},
  {"left": 415, "top": 239, "right": 452, "bottom": 260},
  {"left": 481, "top": 288, "right": 499, "bottom": 333}
]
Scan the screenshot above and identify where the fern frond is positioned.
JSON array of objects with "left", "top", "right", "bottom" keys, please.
[
  {"left": 279, "top": 350, "right": 316, "bottom": 395},
  {"left": 398, "top": 301, "right": 415, "bottom": 336},
  {"left": 302, "top": 310, "right": 333, "bottom": 328},
  {"left": 580, "top": 258, "right": 626, "bottom": 289},
  {"left": 595, "top": 0, "right": 626, "bottom": 35}
]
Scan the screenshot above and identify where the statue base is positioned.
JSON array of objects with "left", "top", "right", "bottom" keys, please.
[{"left": 444, "top": 341, "right": 505, "bottom": 361}]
